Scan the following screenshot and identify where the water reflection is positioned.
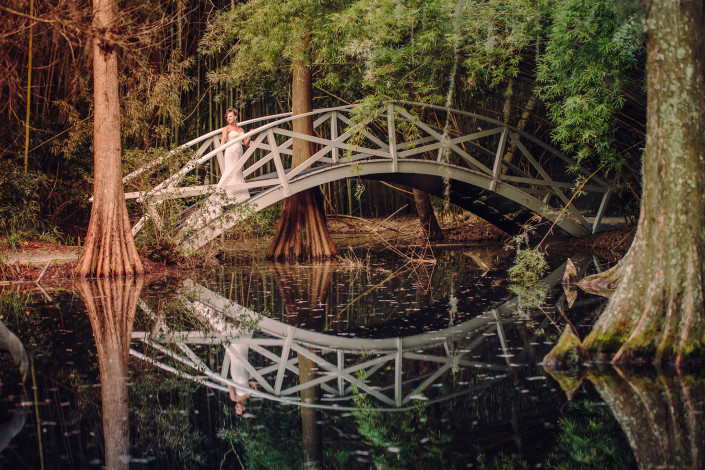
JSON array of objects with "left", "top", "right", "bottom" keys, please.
[
  {"left": 587, "top": 369, "right": 705, "bottom": 470},
  {"left": 0, "top": 320, "right": 28, "bottom": 454},
  {"left": 205, "top": 246, "right": 512, "bottom": 335},
  {"left": 184, "top": 295, "right": 260, "bottom": 416},
  {"left": 78, "top": 277, "right": 144, "bottom": 469},
  {"left": 1, "top": 247, "right": 702, "bottom": 468},
  {"left": 132, "top": 259, "right": 571, "bottom": 412}
]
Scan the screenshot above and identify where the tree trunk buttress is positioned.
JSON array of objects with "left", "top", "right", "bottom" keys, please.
[
  {"left": 413, "top": 188, "right": 444, "bottom": 242},
  {"left": 266, "top": 34, "right": 337, "bottom": 262},
  {"left": 76, "top": 0, "right": 144, "bottom": 277},
  {"left": 577, "top": 1, "right": 705, "bottom": 364}
]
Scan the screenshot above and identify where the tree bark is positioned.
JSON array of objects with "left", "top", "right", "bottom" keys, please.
[
  {"left": 502, "top": 93, "right": 538, "bottom": 173},
  {"left": 412, "top": 188, "right": 444, "bottom": 242},
  {"left": 78, "top": 277, "right": 143, "bottom": 470},
  {"left": 266, "top": 32, "right": 337, "bottom": 262},
  {"left": 76, "top": 0, "right": 144, "bottom": 277},
  {"left": 573, "top": 1, "right": 705, "bottom": 364}
]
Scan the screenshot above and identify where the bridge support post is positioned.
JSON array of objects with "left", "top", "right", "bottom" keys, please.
[
  {"left": 592, "top": 188, "right": 612, "bottom": 234},
  {"left": 490, "top": 127, "right": 508, "bottom": 192},
  {"left": 331, "top": 112, "right": 339, "bottom": 163},
  {"left": 395, "top": 337, "right": 402, "bottom": 406},
  {"left": 387, "top": 103, "right": 398, "bottom": 173}
]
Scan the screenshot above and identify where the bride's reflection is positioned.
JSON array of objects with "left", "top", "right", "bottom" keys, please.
[
  {"left": 184, "top": 296, "right": 260, "bottom": 416},
  {"left": 78, "top": 276, "right": 144, "bottom": 470}
]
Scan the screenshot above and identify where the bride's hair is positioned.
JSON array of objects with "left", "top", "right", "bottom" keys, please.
[{"left": 225, "top": 108, "right": 239, "bottom": 120}]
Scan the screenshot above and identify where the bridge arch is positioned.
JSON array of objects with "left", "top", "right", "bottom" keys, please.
[{"left": 123, "top": 101, "right": 614, "bottom": 251}]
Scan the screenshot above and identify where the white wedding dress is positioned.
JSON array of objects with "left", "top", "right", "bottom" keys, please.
[{"left": 219, "top": 129, "right": 249, "bottom": 201}]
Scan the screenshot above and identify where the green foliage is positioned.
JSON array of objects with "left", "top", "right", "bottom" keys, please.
[
  {"left": 199, "top": 0, "right": 357, "bottom": 105},
  {"left": 217, "top": 407, "right": 303, "bottom": 469},
  {"left": 507, "top": 232, "right": 549, "bottom": 310},
  {"left": 536, "top": 0, "right": 644, "bottom": 168},
  {"left": 0, "top": 167, "right": 45, "bottom": 239},
  {"left": 544, "top": 400, "right": 636, "bottom": 469},
  {"left": 461, "top": 0, "right": 543, "bottom": 91},
  {"left": 475, "top": 452, "right": 530, "bottom": 470},
  {"left": 351, "top": 372, "right": 451, "bottom": 469},
  {"left": 334, "top": 0, "right": 462, "bottom": 104},
  {"left": 0, "top": 166, "right": 72, "bottom": 244},
  {"left": 126, "top": 147, "right": 201, "bottom": 263},
  {"left": 0, "top": 292, "right": 31, "bottom": 322},
  {"left": 122, "top": 52, "right": 196, "bottom": 148},
  {"left": 508, "top": 248, "right": 548, "bottom": 285},
  {"left": 131, "top": 372, "right": 207, "bottom": 466},
  {"left": 229, "top": 203, "right": 282, "bottom": 240}
]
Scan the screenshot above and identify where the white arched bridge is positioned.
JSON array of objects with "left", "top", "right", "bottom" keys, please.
[{"left": 124, "top": 101, "right": 614, "bottom": 251}]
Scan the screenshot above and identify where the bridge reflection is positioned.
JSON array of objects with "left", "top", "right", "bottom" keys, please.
[{"left": 131, "top": 261, "right": 573, "bottom": 411}]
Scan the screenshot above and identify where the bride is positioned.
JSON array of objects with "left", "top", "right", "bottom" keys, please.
[{"left": 218, "top": 108, "right": 251, "bottom": 200}]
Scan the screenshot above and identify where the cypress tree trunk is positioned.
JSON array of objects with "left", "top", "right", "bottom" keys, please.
[
  {"left": 76, "top": 0, "right": 144, "bottom": 277},
  {"left": 266, "top": 33, "right": 337, "bottom": 261},
  {"left": 502, "top": 93, "right": 538, "bottom": 172},
  {"left": 413, "top": 188, "right": 444, "bottom": 242},
  {"left": 575, "top": 0, "right": 705, "bottom": 364}
]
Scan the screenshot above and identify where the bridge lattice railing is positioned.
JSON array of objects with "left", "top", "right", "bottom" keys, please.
[{"left": 123, "top": 101, "right": 613, "bottom": 246}]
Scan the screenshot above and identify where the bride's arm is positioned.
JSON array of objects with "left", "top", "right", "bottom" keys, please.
[
  {"left": 219, "top": 127, "right": 228, "bottom": 147},
  {"left": 243, "top": 130, "right": 251, "bottom": 146}
]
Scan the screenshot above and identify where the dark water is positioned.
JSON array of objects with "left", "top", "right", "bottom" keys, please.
[{"left": 0, "top": 245, "right": 702, "bottom": 469}]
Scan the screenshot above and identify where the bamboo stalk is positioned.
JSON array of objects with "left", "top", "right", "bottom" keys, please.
[{"left": 23, "top": 0, "right": 34, "bottom": 172}]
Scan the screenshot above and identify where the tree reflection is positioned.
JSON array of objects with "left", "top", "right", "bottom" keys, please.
[
  {"left": 548, "top": 367, "right": 704, "bottom": 470},
  {"left": 299, "top": 354, "right": 322, "bottom": 469},
  {"left": 270, "top": 262, "right": 330, "bottom": 467},
  {"left": 77, "top": 276, "right": 144, "bottom": 470},
  {"left": 269, "top": 261, "right": 336, "bottom": 330},
  {"left": 586, "top": 369, "right": 705, "bottom": 470}
]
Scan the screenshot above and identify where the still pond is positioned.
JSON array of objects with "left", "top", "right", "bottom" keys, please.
[{"left": 0, "top": 243, "right": 702, "bottom": 469}]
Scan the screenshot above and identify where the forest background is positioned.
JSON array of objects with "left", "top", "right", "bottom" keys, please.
[{"left": 0, "top": 0, "right": 646, "bottom": 249}]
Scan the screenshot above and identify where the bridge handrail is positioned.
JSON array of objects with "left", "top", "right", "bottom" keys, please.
[
  {"left": 122, "top": 105, "right": 356, "bottom": 190},
  {"left": 397, "top": 100, "right": 610, "bottom": 188},
  {"left": 125, "top": 101, "right": 609, "bottom": 202},
  {"left": 122, "top": 111, "right": 298, "bottom": 185},
  {"left": 125, "top": 100, "right": 616, "bottom": 242}
]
